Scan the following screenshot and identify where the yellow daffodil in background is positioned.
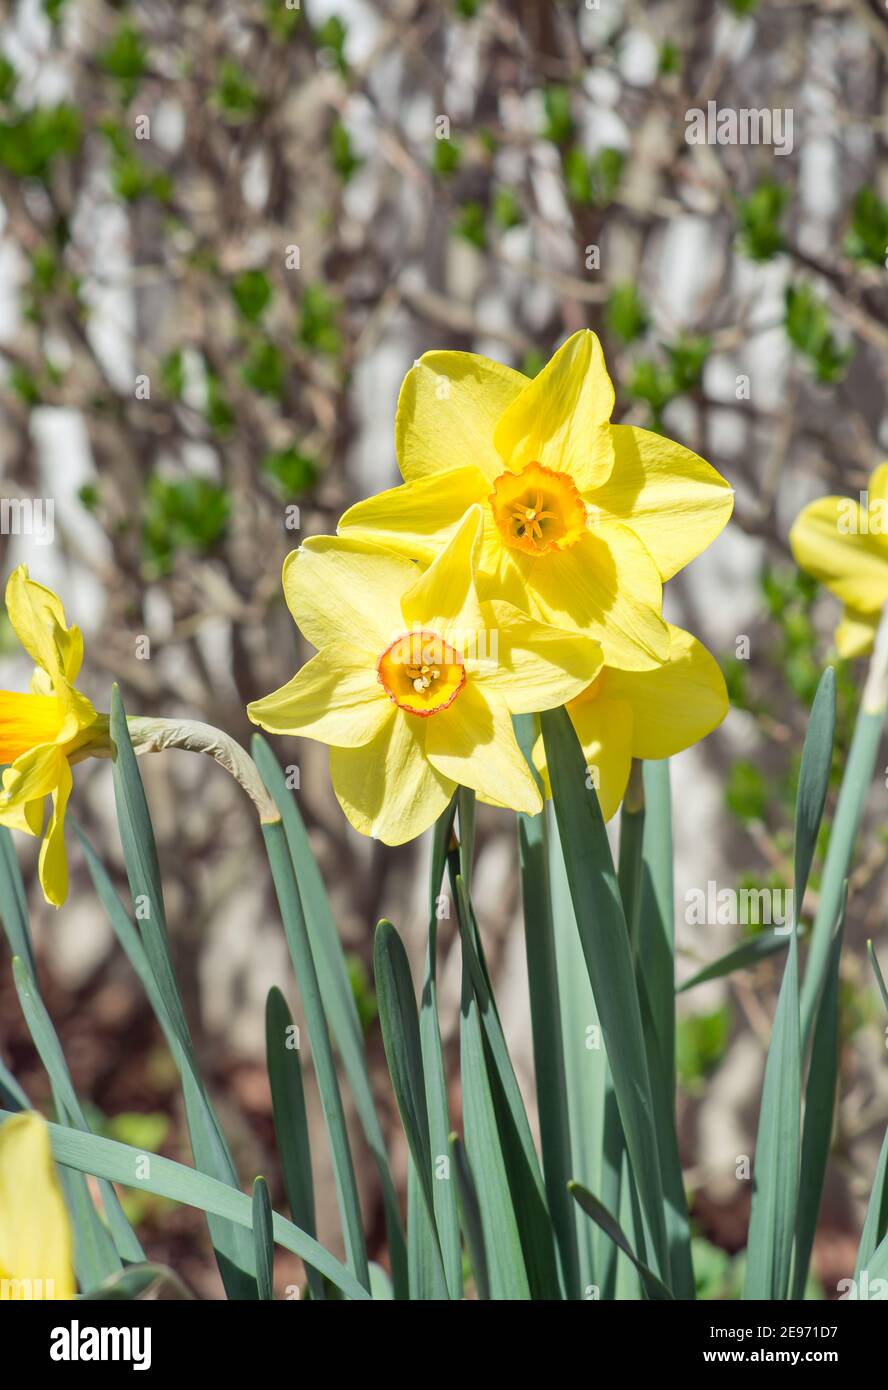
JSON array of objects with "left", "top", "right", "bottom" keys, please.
[
  {"left": 0, "top": 565, "right": 109, "bottom": 907},
  {"left": 790, "top": 462, "right": 888, "bottom": 658},
  {"left": 533, "top": 625, "right": 728, "bottom": 821},
  {"left": 0, "top": 1111, "right": 75, "bottom": 1299},
  {"left": 248, "top": 508, "right": 603, "bottom": 843},
  {"left": 338, "top": 330, "right": 732, "bottom": 671}
]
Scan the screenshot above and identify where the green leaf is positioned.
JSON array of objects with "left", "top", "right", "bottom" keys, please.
[
  {"left": 843, "top": 186, "right": 888, "bottom": 268},
  {"left": 252, "top": 735, "right": 406, "bottom": 1294},
  {"left": 252, "top": 1177, "right": 275, "bottom": 1300},
  {"left": 868, "top": 941, "right": 888, "bottom": 1016},
  {"left": 412, "top": 799, "right": 462, "bottom": 1297},
  {"left": 785, "top": 283, "right": 853, "bottom": 384},
  {"left": 373, "top": 919, "right": 448, "bottom": 1295},
  {"left": 677, "top": 930, "right": 792, "bottom": 993},
  {"left": 12, "top": 956, "right": 144, "bottom": 1266},
  {"left": 458, "top": 946, "right": 531, "bottom": 1299},
  {"left": 0, "top": 1111, "right": 371, "bottom": 1301},
  {"left": 541, "top": 706, "right": 669, "bottom": 1282},
  {"left": 452, "top": 874, "right": 561, "bottom": 1299},
  {"left": 108, "top": 687, "right": 258, "bottom": 1298},
  {"left": 793, "top": 668, "right": 836, "bottom": 905},
  {"left": 605, "top": 282, "right": 649, "bottom": 345},
  {"left": 80, "top": 1263, "right": 194, "bottom": 1301},
  {"left": 449, "top": 1133, "right": 490, "bottom": 1300},
  {"left": 514, "top": 713, "right": 580, "bottom": 1299},
  {"left": 743, "top": 915, "right": 801, "bottom": 1296},
  {"left": 265, "top": 986, "right": 324, "bottom": 1300},
  {"left": 800, "top": 706, "right": 884, "bottom": 1045},
  {"left": 792, "top": 903, "right": 845, "bottom": 1298},
  {"left": 736, "top": 180, "right": 789, "bottom": 261},
  {"left": 855, "top": 1126, "right": 888, "bottom": 1279},
  {"left": 230, "top": 269, "right": 273, "bottom": 322},
  {"left": 261, "top": 817, "right": 370, "bottom": 1291},
  {"left": 569, "top": 1183, "right": 674, "bottom": 1300}
]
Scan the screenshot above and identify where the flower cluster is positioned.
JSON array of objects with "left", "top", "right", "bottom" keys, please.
[
  {"left": 0, "top": 333, "right": 733, "bottom": 890},
  {"left": 248, "top": 331, "right": 732, "bottom": 838}
]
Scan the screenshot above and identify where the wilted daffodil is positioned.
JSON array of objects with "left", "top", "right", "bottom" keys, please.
[
  {"left": 338, "top": 330, "right": 732, "bottom": 671},
  {"left": 789, "top": 462, "right": 888, "bottom": 658},
  {"left": 247, "top": 508, "right": 604, "bottom": 843},
  {"left": 0, "top": 566, "right": 110, "bottom": 907},
  {"left": 533, "top": 625, "right": 728, "bottom": 821},
  {"left": 0, "top": 1111, "right": 75, "bottom": 1300}
]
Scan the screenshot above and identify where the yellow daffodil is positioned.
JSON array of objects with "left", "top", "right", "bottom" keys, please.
[
  {"left": 533, "top": 624, "right": 728, "bottom": 821},
  {"left": 248, "top": 508, "right": 604, "bottom": 843},
  {"left": 0, "top": 1111, "right": 75, "bottom": 1299},
  {"left": 789, "top": 462, "right": 888, "bottom": 658},
  {"left": 338, "top": 330, "right": 732, "bottom": 671},
  {"left": 0, "top": 565, "right": 109, "bottom": 906}
]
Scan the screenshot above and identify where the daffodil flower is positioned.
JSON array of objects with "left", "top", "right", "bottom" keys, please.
[
  {"left": 247, "top": 508, "right": 603, "bottom": 843},
  {"left": 0, "top": 1111, "right": 75, "bottom": 1300},
  {"left": 533, "top": 624, "right": 727, "bottom": 820},
  {"left": 0, "top": 566, "right": 110, "bottom": 907},
  {"left": 790, "top": 462, "right": 888, "bottom": 658},
  {"left": 338, "top": 330, "right": 733, "bottom": 671}
]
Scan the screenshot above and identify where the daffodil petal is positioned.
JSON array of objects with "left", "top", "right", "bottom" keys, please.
[
  {"left": 590, "top": 425, "right": 734, "bottom": 581},
  {"left": 533, "top": 692, "right": 634, "bottom": 821},
  {"left": 283, "top": 537, "right": 419, "bottom": 651},
  {"left": 0, "top": 795, "right": 44, "bottom": 837},
  {"left": 338, "top": 467, "right": 489, "bottom": 564},
  {"left": 789, "top": 496, "right": 888, "bottom": 613},
  {"left": 247, "top": 642, "right": 392, "bottom": 747},
  {"left": 396, "top": 351, "right": 527, "bottom": 484},
  {"left": 38, "top": 758, "right": 72, "bottom": 909},
  {"left": 492, "top": 330, "right": 615, "bottom": 491},
  {"left": 400, "top": 506, "right": 485, "bottom": 638},
  {"left": 0, "top": 744, "right": 66, "bottom": 810},
  {"left": 5, "top": 566, "right": 83, "bottom": 684},
  {"left": 0, "top": 1111, "right": 76, "bottom": 1299},
  {"left": 865, "top": 461, "right": 888, "bottom": 508},
  {"left": 330, "top": 711, "right": 454, "bottom": 844},
  {"left": 425, "top": 683, "right": 541, "bottom": 815},
  {"left": 835, "top": 606, "right": 878, "bottom": 659},
  {"left": 605, "top": 624, "right": 728, "bottom": 760},
  {"left": 517, "top": 525, "right": 669, "bottom": 670},
  {"left": 477, "top": 600, "right": 603, "bottom": 712}
]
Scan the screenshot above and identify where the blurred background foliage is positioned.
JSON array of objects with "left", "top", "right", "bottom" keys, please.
[{"left": 1, "top": 0, "right": 888, "bottom": 1296}]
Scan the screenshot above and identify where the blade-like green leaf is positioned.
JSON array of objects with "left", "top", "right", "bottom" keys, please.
[
  {"left": 449, "top": 1132, "right": 490, "bottom": 1300},
  {"left": 80, "top": 1263, "right": 194, "bottom": 1300},
  {"left": 262, "top": 817, "right": 369, "bottom": 1291},
  {"left": 794, "top": 668, "right": 836, "bottom": 906},
  {"left": 677, "top": 930, "right": 792, "bottom": 994},
  {"left": 743, "top": 924, "right": 801, "bottom": 1298},
  {"left": 514, "top": 713, "right": 581, "bottom": 1300},
  {"left": 453, "top": 874, "right": 561, "bottom": 1299},
  {"left": 868, "top": 941, "right": 888, "bottom": 1016},
  {"left": 373, "top": 918, "right": 449, "bottom": 1296},
  {"left": 407, "top": 798, "right": 462, "bottom": 1299},
  {"left": 569, "top": 1182, "right": 673, "bottom": 1301},
  {"left": 547, "top": 804, "right": 616, "bottom": 1298},
  {"left": 265, "top": 986, "right": 324, "bottom": 1300},
  {"left": 0, "top": 824, "right": 35, "bottom": 978},
  {"left": 252, "top": 734, "right": 406, "bottom": 1296},
  {"left": 458, "top": 949, "right": 531, "bottom": 1300},
  {"left": 0, "top": 1110, "right": 371, "bottom": 1301},
  {"left": 541, "top": 706, "right": 668, "bottom": 1281},
  {"left": 12, "top": 956, "right": 144, "bottom": 1265},
  {"left": 792, "top": 904, "right": 845, "bottom": 1298},
  {"left": 855, "top": 1126, "right": 888, "bottom": 1280},
  {"left": 109, "top": 687, "right": 258, "bottom": 1298},
  {"left": 801, "top": 695, "right": 883, "bottom": 1046},
  {"left": 252, "top": 1177, "right": 275, "bottom": 1300}
]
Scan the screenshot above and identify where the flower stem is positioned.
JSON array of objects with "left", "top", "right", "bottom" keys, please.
[{"left": 126, "top": 717, "right": 280, "bottom": 824}]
